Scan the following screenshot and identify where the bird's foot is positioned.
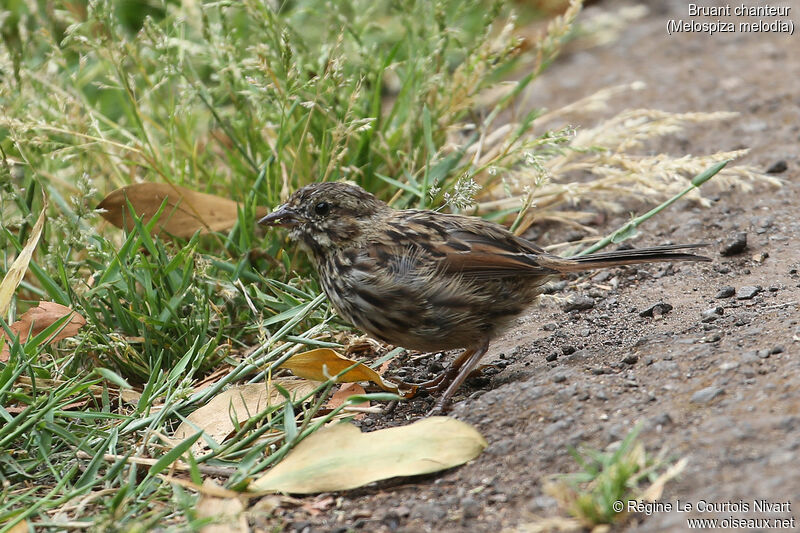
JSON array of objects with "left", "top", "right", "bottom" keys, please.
[{"left": 428, "top": 398, "right": 451, "bottom": 416}]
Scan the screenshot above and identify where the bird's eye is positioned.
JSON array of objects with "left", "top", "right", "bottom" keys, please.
[{"left": 314, "top": 201, "right": 330, "bottom": 216}]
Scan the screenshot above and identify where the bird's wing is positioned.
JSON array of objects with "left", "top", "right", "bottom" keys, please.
[{"left": 385, "top": 211, "right": 571, "bottom": 279}]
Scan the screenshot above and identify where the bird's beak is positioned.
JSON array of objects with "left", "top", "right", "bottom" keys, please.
[{"left": 258, "top": 205, "right": 301, "bottom": 227}]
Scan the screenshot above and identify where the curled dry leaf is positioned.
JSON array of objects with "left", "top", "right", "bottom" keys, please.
[
  {"left": 280, "top": 348, "right": 414, "bottom": 396},
  {"left": 0, "top": 200, "right": 47, "bottom": 316},
  {"left": 1, "top": 302, "right": 86, "bottom": 362},
  {"left": 301, "top": 495, "right": 336, "bottom": 516},
  {"left": 174, "top": 379, "right": 318, "bottom": 454},
  {"left": 325, "top": 383, "right": 368, "bottom": 419},
  {"left": 97, "top": 183, "right": 268, "bottom": 238},
  {"left": 251, "top": 416, "right": 487, "bottom": 494}
]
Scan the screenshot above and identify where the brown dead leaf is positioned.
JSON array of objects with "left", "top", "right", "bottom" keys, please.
[
  {"left": 0, "top": 199, "right": 47, "bottom": 316},
  {"left": 251, "top": 416, "right": 487, "bottom": 494},
  {"left": 194, "top": 363, "right": 237, "bottom": 393},
  {"left": 251, "top": 494, "right": 302, "bottom": 514},
  {"left": 1, "top": 302, "right": 86, "bottom": 362},
  {"left": 5, "top": 396, "right": 91, "bottom": 414},
  {"left": 301, "top": 495, "right": 336, "bottom": 516},
  {"left": 6, "top": 376, "right": 109, "bottom": 413},
  {"left": 4, "top": 520, "right": 30, "bottom": 533},
  {"left": 196, "top": 479, "right": 248, "bottom": 533},
  {"left": 326, "top": 383, "right": 368, "bottom": 419},
  {"left": 174, "top": 379, "right": 318, "bottom": 453},
  {"left": 120, "top": 389, "right": 143, "bottom": 405},
  {"left": 9, "top": 302, "right": 85, "bottom": 341},
  {"left": 161, "top": 475, "right": 242, "bottom": 499},
  {"left": 343, "top": 336, "right": 383, "bottom": 356},
  {"left": 97, "top": 183, "right": 268, "bottom": 238},
  {"left": 280, "top": 348, "right": 411, "bottom": 395}
]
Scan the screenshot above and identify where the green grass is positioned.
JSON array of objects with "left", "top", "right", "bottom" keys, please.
[
  {"left": 0, "top": 0, "right": 586, "bottom": 529},
  {"left": 545, "top": 424, "right": 687, "bottom": 528},
  {"left": 0, "top": 0, "right": 756, "bottom": 527}
]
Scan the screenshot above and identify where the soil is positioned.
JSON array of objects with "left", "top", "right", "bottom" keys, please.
[{"left": 256, "top": 1, "right": 800, "bottom": 531}]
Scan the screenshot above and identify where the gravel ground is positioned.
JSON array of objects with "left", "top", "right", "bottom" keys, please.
[{"left": 253, "top": 1, "right": 800, "bottom": 531}]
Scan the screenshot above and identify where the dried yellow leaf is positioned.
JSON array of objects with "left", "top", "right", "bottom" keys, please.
[
  {"left": 251, "top": 417, "right": 487, "bottom": 493},
  {"left": 279, "top": 348, "right": 405, "bottom": 394},
  {"left": 174, "top": 379, "right": 317, "bottom": 453},
  {"left": 0, "top": 200, "right": 47, "bottom": 316}
]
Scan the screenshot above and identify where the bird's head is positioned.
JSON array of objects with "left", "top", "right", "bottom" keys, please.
[{"left": 259, "top": 182, "right": 391, "bottom": 256}]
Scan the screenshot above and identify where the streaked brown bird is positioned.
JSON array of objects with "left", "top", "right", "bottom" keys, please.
[{"left": 260, "top": 182, "right": 710, "bottom": 412}]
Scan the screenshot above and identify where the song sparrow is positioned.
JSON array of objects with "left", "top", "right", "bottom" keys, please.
[{"left": 260, "top": 182, "right": 710, "bottom": 412}]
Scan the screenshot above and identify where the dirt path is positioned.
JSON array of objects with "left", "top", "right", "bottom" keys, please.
[{"left": 265, "top": 2, "right": 800, "bottom": 531}]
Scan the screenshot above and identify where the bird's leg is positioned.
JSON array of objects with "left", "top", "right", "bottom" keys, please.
[
  {"left": 429, "top": 339, "right": 490, "bottom": 414},
  {"left": 417, "top": 348, "right": 477, "bottom": 392}
]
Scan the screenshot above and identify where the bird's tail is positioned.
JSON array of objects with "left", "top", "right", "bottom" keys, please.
[{"left": 548, "top": 243, "right": 711, "bottom": 272}]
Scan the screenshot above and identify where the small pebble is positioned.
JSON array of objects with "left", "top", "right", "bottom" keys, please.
[
  {"left": 755, "top": 216, "right": 775, "bottom": 229},
  {"left": 565, "top": 230, "right": 585, "bottom": 242},
  {"left": 766, "top": 160, "right": 788, "bottom": 174},
  {"left": 691, "top": 386, "right": 725, "bottom": 404},
  {"left": 542, "top": 280, "right": 569, "bottom": 294},
  {"left": 736, "top": 286, "right": 761, "bottom": 300},
  {"left": 740, "top": 351, "right": 760, "bottom": 364},
  {"left": 720, "top": 232, "right": 748, "bottom": 256},
  {"left": 651, "top": 412, "right": 673, "bottom": 426},
  {"left": 701, "top": 307, "right": 724, "bottom": 322},
  {"left": 622, "top": 354, "right": 639, "bottom": 365},
  {"left": 461, "top": 496, "right": 480, "bottom": 520},
  {"left": 489, "top": 493, "right": 508, "bottom": 504},
  {"left": 562, "top": 295, "right": 595, "bottom": 312},
  {"left": 639, "top": 302, "right": 673, "bottom": 317},
  {"left": 715, "top": 286, "right": 736, "bottom": 298},
  {"left": 563, "top": 349, "right": 590, "bottom": 363},
  {"left": 553, "top": 373, "right": 567, "bottom": 383},
  {"left": 593, "top": 271, "right": 612, "bottom": 283}
]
